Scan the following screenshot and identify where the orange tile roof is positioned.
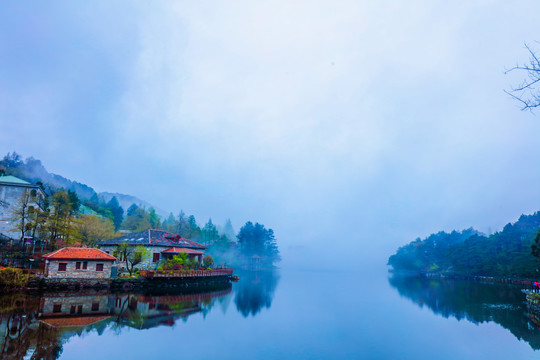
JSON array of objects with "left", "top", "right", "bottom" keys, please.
[
  {"left": 40, "top": 315, "right": 110, "bottom": 328},
  {"left": 42, "top": 247, "right": 116, "bottom": 261},
  {"left": 161, "top": 247, "right": 204, "bottom": 255}
]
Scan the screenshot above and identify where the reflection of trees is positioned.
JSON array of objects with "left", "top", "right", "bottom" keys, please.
[
  {"left": 389, "top": 274, "right": 540, "bottom": 350},
  {"left": 234, "top": 270, "right": 280, "bottom": 317},
  {"left": 0, "top": 285, "right": 233, "bottom": 358}
]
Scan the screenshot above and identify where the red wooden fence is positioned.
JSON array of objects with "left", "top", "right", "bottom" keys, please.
[{"left": 139, "top": 268, "right": 233, "bottom": 278}]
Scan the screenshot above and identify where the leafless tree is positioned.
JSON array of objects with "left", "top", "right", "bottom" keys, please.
[{"left": 505, "top": 43, "right": 540, "bottom": 111}]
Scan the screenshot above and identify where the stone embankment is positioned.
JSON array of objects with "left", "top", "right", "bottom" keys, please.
[{"left": 26, "top": 274, "right": 233, "bottom": 293}]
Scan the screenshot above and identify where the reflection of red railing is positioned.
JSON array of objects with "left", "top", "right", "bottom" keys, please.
[{"left": 139, "top": 268, "right": 233, "bottom": 278}]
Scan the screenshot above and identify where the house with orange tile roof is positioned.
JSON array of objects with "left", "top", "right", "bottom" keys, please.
[{"left": 42, "top": 247, "right": 117, "bottom": 279}]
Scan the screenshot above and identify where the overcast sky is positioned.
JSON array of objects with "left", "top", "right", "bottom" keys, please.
[{"left": 2, "top": 1, "right": 540, "bottom": 269}]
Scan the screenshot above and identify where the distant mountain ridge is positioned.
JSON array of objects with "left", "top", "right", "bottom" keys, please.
[
  {"left": 0, "top": 152, "right": 168, "bottom": 217},
  {"left": 388, "top": 211, "right": 540, "bottom": 278}
]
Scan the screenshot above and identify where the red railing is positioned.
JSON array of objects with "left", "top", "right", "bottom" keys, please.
[{"left": 139, "top": 268, "right": 233, "bottom": 278}]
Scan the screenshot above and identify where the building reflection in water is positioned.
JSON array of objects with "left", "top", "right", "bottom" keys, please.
[
  {"left": 0, "top": 284, "right": 233, "bottom": 360},
  {"left": 389, "top": 273, "right": 540, "bottom": 350},
  {"left": 0, "top": 270, "right": 282, "bottom": 359}
]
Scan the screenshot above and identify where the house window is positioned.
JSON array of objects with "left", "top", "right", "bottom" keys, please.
[
  {"left": 91, "top": 303, "right": 100, "bottom": 311},
  {"left": 58, "top": 263, "right": 67, "bottom": 272},
  {"left": 96, "top": 263, "right": 104, "bottom": 272},
  {"left": 53, "top": 304, "right": 62, "bottom": 313},
  {"left": 76, "top": 262, "right": 81, "bottom": 269},
  {"left": 82, "top": 261, "right": 88, "bottom": 270},
  {"left": 70, "top": 305, "right": 76, "bottom": 314},
  {"left": 153, "top": 253, "right": 160, "bottom": 263}
]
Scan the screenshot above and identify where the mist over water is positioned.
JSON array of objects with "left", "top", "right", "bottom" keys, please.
[{"left": 3, "top": 268, "right": 540, "bottom": 359}]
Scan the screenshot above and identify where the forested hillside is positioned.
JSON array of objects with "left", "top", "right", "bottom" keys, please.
[
  {"left": 0, "top": 152, "right": 158, "bottom": 214},
  {"left": 388, "top": 212, "right": 540, "bottom": 278}
]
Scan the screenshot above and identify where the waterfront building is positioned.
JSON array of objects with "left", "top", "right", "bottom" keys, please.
[
  {"left": 42, "top": 247, "right": 117, "bottom": 279},
  {"left": 0, "top": 174, "right": 45, "bottom": 240},
  {"left": 98, "top": 229, "right": 206, "bottom": 269}
]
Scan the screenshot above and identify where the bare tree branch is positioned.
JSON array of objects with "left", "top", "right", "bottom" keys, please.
[{"left": 505, "top": 43, "right": 540, "bottom": 112}]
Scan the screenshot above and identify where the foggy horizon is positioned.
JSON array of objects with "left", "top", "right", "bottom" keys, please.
[{"left": 2, "top": 1, "right": 540, "bottom": 270}]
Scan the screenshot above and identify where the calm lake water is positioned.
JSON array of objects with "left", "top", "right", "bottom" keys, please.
[{"left": 2, "top": 268, "right": 540, "bottom": 359}]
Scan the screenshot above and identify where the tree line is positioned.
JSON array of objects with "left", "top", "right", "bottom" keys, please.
[
  {"left": 388, "top": 211, "right": 540, "bottom": 278},
  {"left": 2, "top": 153, "right": 280, "bottom": 267}
]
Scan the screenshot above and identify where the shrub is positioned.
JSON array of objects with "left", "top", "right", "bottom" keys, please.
[
  {"left": 157, "top": 266, "right": 163, "bottom": 271},
  {"left": 0, "top": 268, "right": 28, "bottom": 290},
  {"left": 202, "top": 255, "right": 214, "bottom": 268}
]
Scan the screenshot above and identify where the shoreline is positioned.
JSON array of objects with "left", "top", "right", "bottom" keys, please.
[
  {"left": 21, "top": 274, "right": 233, "bottom": 293},
  {"left": 390, "top": 270, "right": 540, "bottom": 289}
]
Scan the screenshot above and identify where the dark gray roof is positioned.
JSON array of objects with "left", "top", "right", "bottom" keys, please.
[{"left": 97, "top": 229, "right": 206, "bottom": 249}]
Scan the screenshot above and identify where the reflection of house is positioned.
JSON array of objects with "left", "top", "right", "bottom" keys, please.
[
  {"left": 42, "top": 248, "right": 117, "bottom": 279},
  {"left": 0, "top": 174, "right": 45, "bottom": 238},
  {"left": 98, "top": 229, "right": 206, "bottom": 269},
  {"left": 40, "top": 293, "right": 110, "bottom": 317},
  {"left": 109, "top": 288, "right": 232, "bottom": 329},
  {"left": 39, "top": 293, "right": 111, "bottom": 329}
]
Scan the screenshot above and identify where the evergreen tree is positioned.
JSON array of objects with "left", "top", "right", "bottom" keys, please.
[
  {"left": 122, "top": 207, "right": 152, "bottom": 232},
  {"left": 126, "top": 203, "right": 138, "bottom": 217},
  {"left": 176, "top": 211, "right": 190, "bottom": 237},
  {"left": 187, "top": 215, "right": 201, "bottom": 240},
  {"left": 163, "top": 212, "right": 178, "bottom": 233},
  {"left": 222, "top": 219, "right": 236, "bottom": 242},
  {"left": 201, "top": 218, "right": 219, "bottom": 245},
  {"left": 148, "top": 207, "right": 161, "bottom": 229},
  {"left": 237, "top": 221, "right": 280, "bottom": 266},
  {"left": 106, "top": 196, "right": 124, "bottom": 231}
]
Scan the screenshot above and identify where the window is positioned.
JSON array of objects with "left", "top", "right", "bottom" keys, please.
[
  {"left": 77, "top": 305, "right": 83, "bottom": 314},
  {"left": 53, "top": 304, "right": 62, "bottom": 313},
  {"left": 58, "top": 263, "right": 67, "bottom": 272},
  {"left": 91, "top": 303, "right": 100, "bottom": 311},
  {"left": 70, "top": 305, "right": 76, "bottom": 314},
  {"left": 82, "top": 261, "right": 88, "bottom": 270},
  {"left": 153, "top": 253, "right": 160, "bottom": 263},
  {"left": 96, "top": 263, "right": 104, "bottom": 272},
  {"left": 76, "top": 262, "right": 81, "bottom": 270}
]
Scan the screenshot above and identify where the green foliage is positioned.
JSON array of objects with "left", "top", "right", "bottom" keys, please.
[
  {"left": 163, "top": 253, "right": 188, "bottom": 270},
  {"left": 237, "top": 221, "right": 281, "bottom": 266},
  {"left": 388, "top": 212, "right": 540, "bottom": 278},
  {"left": 122, "top": 207, "right": 153, "bottom": 232},
  {"left": 202, "top": 255, "right": 214, "bottom": 268},
  {"left": 77, "top": 214, "right": 118, "bottom": 246},
  {"left": 115, "top": 243, "right": 150, "bottom": 275},
  {"left": 106, "top": 196, "right": 124, "bottom": 231},
  {"left": 201, "top": 219, "right": 219, "bottom": 245},
  {"left": 0, "top": 267, "right": 28, "bottom": 290}
]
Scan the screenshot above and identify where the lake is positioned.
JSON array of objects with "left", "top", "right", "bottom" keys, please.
[{"left": 2, "top": 268, "right": 540, "bottom": 359}]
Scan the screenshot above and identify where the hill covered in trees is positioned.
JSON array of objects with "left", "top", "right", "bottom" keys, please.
[
  {"left": 0, "top": 152, "right": 160, "bottom": 216},
  {"left": 388, "top": 211, "right": 540, "bottom": 278},
  {"left": 0, "top": 152, "right": 281, "bottom": 268}
]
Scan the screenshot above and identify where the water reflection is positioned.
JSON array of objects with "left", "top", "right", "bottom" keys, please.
[
  {"left": 0, "top": 270, "right": 281, "bottom": 359},
  {"left": 389, "top": 274, "right": 540, "bottom": 350},
  {"left": 234, "top": 270, "right": 280, "bottom": 317},
  {"left": 0, "top": 284, "right": 232, "bottom": 359}
]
